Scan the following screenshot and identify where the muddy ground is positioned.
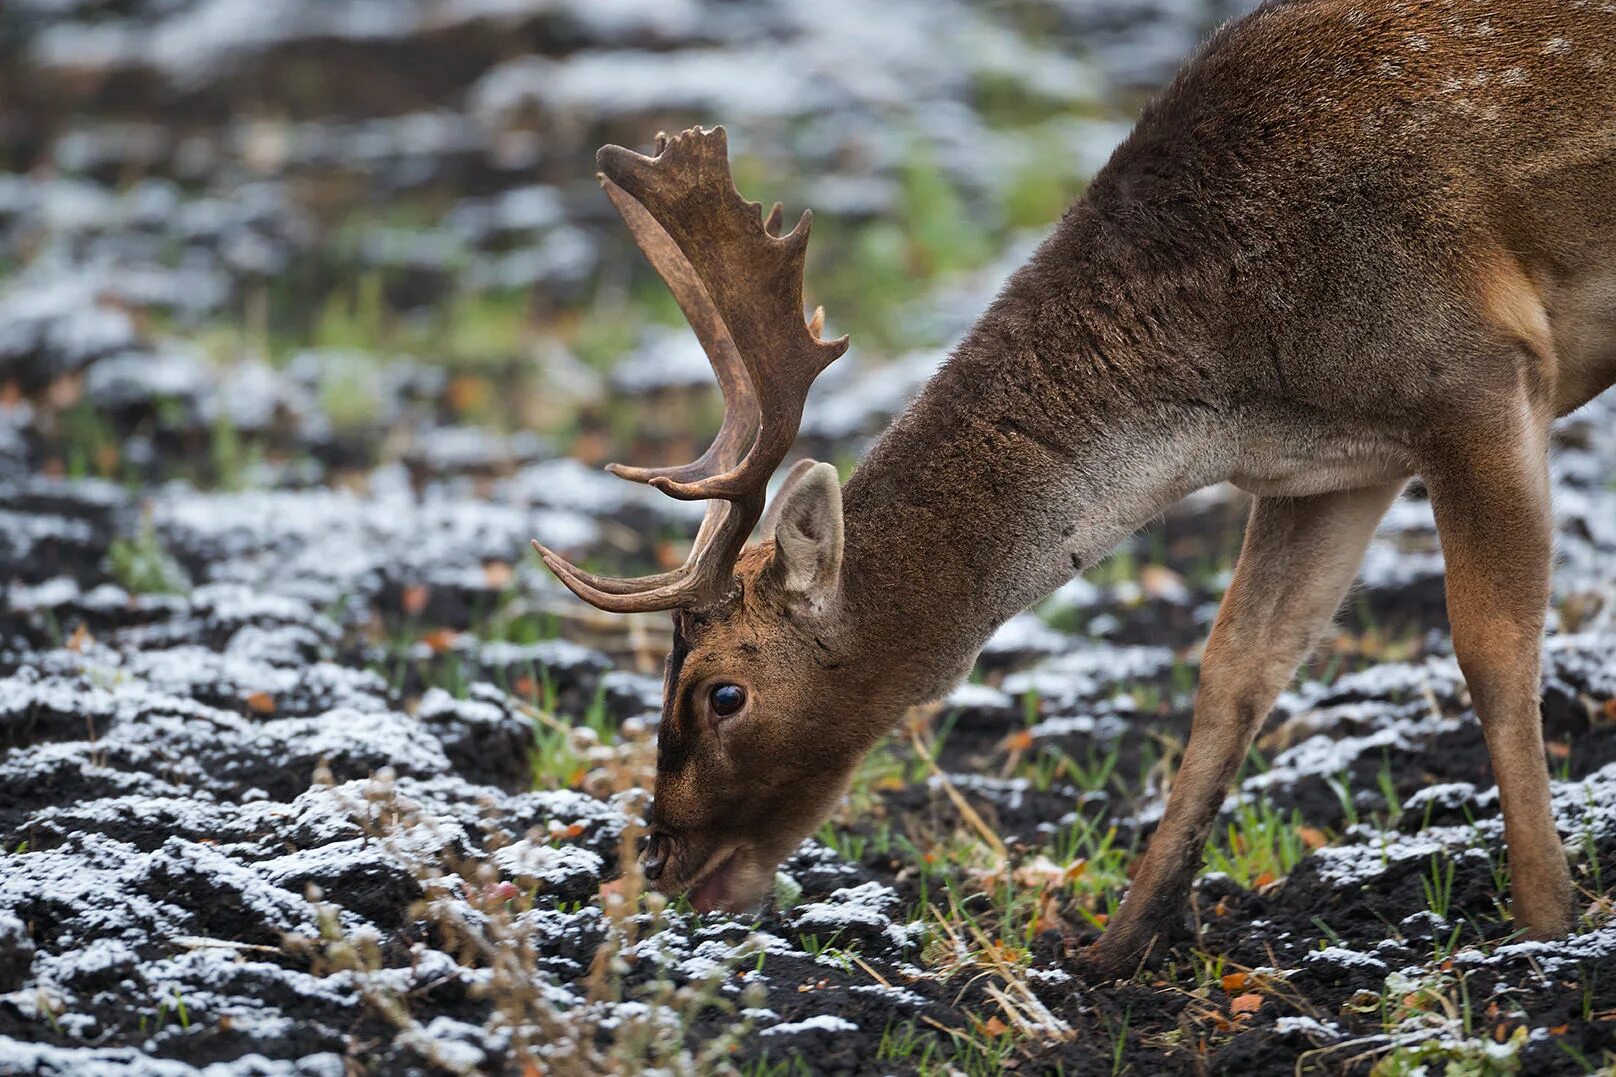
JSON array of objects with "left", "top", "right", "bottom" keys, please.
[{"left": 2, "top": 1, "right": 1615, "bottom": 1074}]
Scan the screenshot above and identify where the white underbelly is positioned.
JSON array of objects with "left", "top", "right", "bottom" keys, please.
[{"left": 1230, "top": 428, "right": 1410, "bottom": 498}]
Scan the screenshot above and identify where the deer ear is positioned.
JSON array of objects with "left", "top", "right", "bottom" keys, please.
[{"left": 768, "top": 461, "right": 844, "bottom": 604}]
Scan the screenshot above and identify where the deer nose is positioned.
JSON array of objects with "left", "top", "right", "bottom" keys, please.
[{"left": 642, "top": 832, "right": 670, "bottom": 881}]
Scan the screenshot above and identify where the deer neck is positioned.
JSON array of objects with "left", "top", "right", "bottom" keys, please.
[{"left": 835, "top": 225, "right": 1228, "bottom": 711}]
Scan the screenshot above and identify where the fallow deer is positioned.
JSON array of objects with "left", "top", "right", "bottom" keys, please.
[{"left": 533, "top": 0, "right": 1616, "bottom": 977}]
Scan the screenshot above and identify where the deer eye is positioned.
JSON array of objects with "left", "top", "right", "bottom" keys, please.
[{"left": 709, "top": 684, "right": 747, "bottom": 718}]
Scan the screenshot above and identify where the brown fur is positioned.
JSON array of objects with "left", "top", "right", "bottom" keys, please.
[{"left": 631, "top": 0, "right": 1616, "bottom": 970}]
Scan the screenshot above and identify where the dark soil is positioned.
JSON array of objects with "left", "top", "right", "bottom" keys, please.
[{"left": 2, "top": 1, "right": 1615, "bottom": 1075}]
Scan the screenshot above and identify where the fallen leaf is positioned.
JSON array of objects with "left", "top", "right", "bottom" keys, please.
[
  {"left": 654, "top": 540, "right": 685, "bottom": 570},
  {"left": 47, "top": 373, "right": 83, "bottom": 409},
  {"left": 1252, "top": 871, "right": 1277, "bottom": 890},
  {"left": 421, "top": 628, "right": 460, "bottom": 653},
  {"left": 1230, "top": 993, "right": 1262, "bottom": 1015},
  {"left": 66, "top": 623, "right": 95, "bottom": 653},
  {"left": 1221, "top": 972, "right": 1247, "bottom": 993},
  {"left": 447, "top": 373, "right": 491, "bottom": 415},
  {"left": 1298, "top": 826, "right": 1329, "bottom": 850},
  {"left": 1140, "top": 564, "right": 1187, "bottom": 601},
  {"left": 1011, "top": 855, "right": 1086, "bottom": 889},
  {"left": 401, "top": 584, "right": 430, "bottom": 616},
  {"left": 982, "top": 1016, "right": 1010, "bottom": 1038},
  {"left": 1004, "top": 729, "right": 1034, "bottom": 752},
  {"left": 1548, "top": 1024, "right": 1569, "bottom": 1035},
  {"left": 244, "top": 691, "right": 276, "bottom": 715}
]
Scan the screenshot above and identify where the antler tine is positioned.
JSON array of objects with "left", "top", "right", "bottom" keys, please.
[
  {"left": 596, "top": 126, "right": 849, "bottom": 504},
  {"left": 532, "top": 495, "right": 762, "bottom": 613},
  {"left": 530, "top": 497, "right": 728, "bottom": 596},
  {"left": 530, "top": 126, "right": 847, "bottom": 614}
]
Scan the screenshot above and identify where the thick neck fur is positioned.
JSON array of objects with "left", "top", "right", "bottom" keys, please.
[{"left": 837, "top": 209, "right": 1229, "bottom": 710}]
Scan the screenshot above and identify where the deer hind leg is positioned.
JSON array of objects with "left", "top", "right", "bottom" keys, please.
[
  {"left": 1080, "top": 480, "right": 1405, "bottom": 977},
  {"left": 1424, "top": 410, "right": 1573, "bottom": 939}
]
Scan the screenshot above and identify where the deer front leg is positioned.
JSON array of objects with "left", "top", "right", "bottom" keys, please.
[
  {"left": 1425, "top": 419, "right": 1573, "bottom": 939},
  {"left": 1079, "top": 480, "right": 1405, "bottom": 978}
]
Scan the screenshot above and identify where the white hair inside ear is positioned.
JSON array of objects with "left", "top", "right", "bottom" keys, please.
[{"left": 767, "top": 461, "right": 844, "bottom": 604}]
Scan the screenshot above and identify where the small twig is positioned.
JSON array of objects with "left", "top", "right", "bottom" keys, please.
[
  {"left": 908, "top": 724, "right": 1008, "bottom": 861},
  {"left": 851, "top": 954, "right": 894, "bottom": 990},
  {"left": 173, "top": 936, "right": 285, "bottom": 956}
]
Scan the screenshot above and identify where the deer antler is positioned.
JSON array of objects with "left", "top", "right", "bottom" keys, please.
[{"left": 531, "top": 126, "right": 848, "bottom": 613}]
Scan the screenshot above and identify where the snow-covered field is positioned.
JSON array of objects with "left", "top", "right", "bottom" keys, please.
[{"left": 2, "top": 0, "right": 1615, "bottom": 1073}]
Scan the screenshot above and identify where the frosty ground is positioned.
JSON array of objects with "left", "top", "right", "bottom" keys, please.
[{"left": 2, "top": 0, "right": 1616, "bottom": 1074}]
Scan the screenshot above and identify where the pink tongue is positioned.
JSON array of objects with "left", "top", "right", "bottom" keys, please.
[{"left": 690, "top": 861, "right": 731, "bottom": 913}]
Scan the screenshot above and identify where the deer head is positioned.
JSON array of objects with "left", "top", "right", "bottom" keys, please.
[{"left": 533, "top": 126, "right": 868, "bottom": 912}]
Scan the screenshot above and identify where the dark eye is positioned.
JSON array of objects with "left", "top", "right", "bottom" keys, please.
[{"left": 709, "top": 683, "right": 747, "bottom": 717}]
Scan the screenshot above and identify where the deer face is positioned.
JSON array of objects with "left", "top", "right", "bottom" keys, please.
[
  {"left": 528, "top": 127, "right": 864, "bottom": 913},
  {"left": 639, "top": 464, "right": 872, "bottom": 913}
]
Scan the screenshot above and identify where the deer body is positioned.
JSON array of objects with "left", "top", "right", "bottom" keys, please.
[{"left": 538, "top": 0, "right": 1616, "bottom": 975}]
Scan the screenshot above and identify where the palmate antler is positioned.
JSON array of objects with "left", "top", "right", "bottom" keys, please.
[{"left": 531, "top": 127, "right": 849, "bottom": 613}]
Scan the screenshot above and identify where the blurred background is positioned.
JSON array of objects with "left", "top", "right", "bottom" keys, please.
[
  {"left": 14, "top": 0, "right": 1609, "bottom": 692},
  {"left": 4, "top": 8, "right": 1616, "bottom": 1072},
  {"left": 0, "top": 0, "right": 1273, "bottom": 668}
]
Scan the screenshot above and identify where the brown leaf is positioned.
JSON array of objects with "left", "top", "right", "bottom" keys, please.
[
  {"left": 1230, "top": 993, "right": 1262, "bottom": 1015},
  {"left": 244, "top": 691, "right": 276, "bottom": 715},
  {"left": 447, "top": 374, "right": 491, "bottom": 416},
  {"left": 983, "top": 1016, "right": 1010, "bottom": 1038},
  {"left": 1298, "top": 826, "right": 1329, "bottom": 850},
  {"left": 420, "top": 628, "right": 460, "bottom": 653},
  {"left": 1140, "top": 564, "right": 1187, "bottom": 601},
  {"left": 1221, "top": 972, "right": 1248, "bottom": 993},
  {"left": 1252, "top": 871, "right": 1277, "bottom": 890},
  {"left": 66, "top": 623, "right": 95, "bottom": 653},
  {"left": 401, "top": 584, "right": 430, "bottom": 616}
]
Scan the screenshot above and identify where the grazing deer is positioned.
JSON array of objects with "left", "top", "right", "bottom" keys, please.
[{"left": 534, "top": 0, "right": 1616, "bottom": 976}]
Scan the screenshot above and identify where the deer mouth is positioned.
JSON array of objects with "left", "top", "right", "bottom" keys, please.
[{"left": 687, "top": 846, "right": 743, "bottom": 914}]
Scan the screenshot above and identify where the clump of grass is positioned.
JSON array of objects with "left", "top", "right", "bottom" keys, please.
[
  {"left": 107, "top": 520, "right": 190, "bottom": 595},
  {"left": 293, "top": 765, "right": 762, "bottom": 1075},
  {"left": 1202, "top": 797, "right": 1307, "bottom": 889},
  {"left": 55, "top": 402, "right": 121, "bottom": 480},
  {"left": 528, "top": 683, "right": 640, "bottom": 796}
]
